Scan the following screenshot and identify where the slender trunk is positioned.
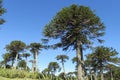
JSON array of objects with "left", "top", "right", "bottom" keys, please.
[
  {"left": 62, "top": 62, "right": 66, "bottom": 74},
  {"left": 26, "top": 57, "right": 27, "bottom": 70},
  {"left": 90, "top": 75, "right": 93, "bottom": 80},
  {"left": 100, "top": 68, "right": 104, "bottom": 80},
  {"left": 35, "top": 51, "right": 38, "bottom": 72},
  {"left": 62, "top": 62, "right": 66, "bottom": 79},
  {"left": 76, "top": 41, "right": 84, "bottom": 80},
  {"left": 14, "top": 53, "right": 18, "bottom": 69},
  {"left": 93, "top": 73, "right": 97, "bottom": 80},
  {"left": 110, "top": 69, "right": 113, "bottom": 80}
]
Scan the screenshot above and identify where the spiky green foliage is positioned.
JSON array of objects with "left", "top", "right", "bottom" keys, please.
[
  {"left": 85, "top": 46, "right": 119, "bottom": 80},
  {"left": 28, "top": 42, "right": 43, "bottom": 72},
  {"left": 18, "top": 60, "right": 26, "bottom": 70},
  {"left": 43, "top": 4, "right": 105, "bottom": 80},
  {"left": 56, "top": 54, "right": 69, "bottom": 74},
  {"left": 43, "top": 4, "right": 105, "bottom": 50},
  {"left": 48, "top": 62, "right": 61, "bottom": 75},
  {"left": 5, "top": 40, "right": 26, "bottom": 69},
  {"left": 0, "top": 0, "right": 6, "bottom": 25}
]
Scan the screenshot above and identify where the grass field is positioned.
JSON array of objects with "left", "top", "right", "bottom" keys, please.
[{"left": 0, "top": 76, "right": 38, "bottom": 80}]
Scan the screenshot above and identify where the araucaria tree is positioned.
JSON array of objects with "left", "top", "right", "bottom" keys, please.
[
  {"left": 29, "top": 42, "right": 43, "bottom": 72},
  {"left": 5, "top": 40, "right": 26, "bottom": 69},
  {"left": 43, "top": 4, "right": 105, "bottom": 80},
  {"left": 56, "top": 54, "right": 69, "bottom": 74},
  {"left": 0, "top": 0, "right": 5, "bottom": 25},
  {"left": 86, "top": 46, "right": 119, "bottom": 80},
  {"left": 48, "top": 62, "right": 61, "bottom": 75}
]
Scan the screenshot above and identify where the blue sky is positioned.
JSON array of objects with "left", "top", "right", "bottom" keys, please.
[{"left": 0, "top": 0, "right": 120, "bottom": 73}]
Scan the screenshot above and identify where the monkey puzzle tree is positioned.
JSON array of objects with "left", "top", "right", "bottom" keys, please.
[
  {"left": 29, "top": 42, "right": 43, "bottom": 72},
  {"left": 48, "top": 62, "right": 61, "bottom": 75},
  {"left": 56, "top": 54, "right": 69, "bottom": 74},
  {"left": 43, "top": 4, "right": 105, "bottom": 80},
  {"left": 22, "top": 53, "right": 30, "bottom": 70},
  {"left": 0, "top": 0, "right": 6, "bottom": 25},
  {"left": 5, "top": 40, "right": 26, "bottom": 69},
  {"left": 18, "top": 60, "right": 26, "bottom": 70},
  {"left": 86, "top": 46, "right": 119, "bottom": 80}
]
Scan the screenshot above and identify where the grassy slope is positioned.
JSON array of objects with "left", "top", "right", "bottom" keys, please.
[{"left": 0, "top": 76, "right": 38, "bottom": 80}]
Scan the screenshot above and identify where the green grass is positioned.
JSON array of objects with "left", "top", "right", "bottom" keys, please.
[
  {"left": 0, "top": 76, "right": 38, "bottom": 80},
  {"left": 0, "top": 68, "right": 78, "bottom": 80}
]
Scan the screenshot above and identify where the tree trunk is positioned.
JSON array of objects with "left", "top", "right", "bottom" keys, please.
[
  {"left": 14, "top": 53, "right": 18, "bottom": 69},
  {"left": 110, "top": 69, "right": 113, "bottom": 80},
  {"left": 100, "top": 68, "right": 104, "bottom": 80},
  {"left": 62, "top": 62, "right": 66, "bottom": 79},
  {"left": 76, "top": 41, "right": 84, "bottom": 80},
  {"left": 35, "top": 51, "right": 38, "bottom": 72},
  {"left": 26, "top": 57, "right": 27, "bottom": 70},
  {"left": 93, "top": 73, "right": 97, "bottom": 80},
  {"left": 62, "top": 62, "right": 65, "bottom": 74}
]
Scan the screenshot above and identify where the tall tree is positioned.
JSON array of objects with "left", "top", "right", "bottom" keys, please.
[
  {"left": 43, "top": 4, "right": 105, "bottom": 80},
  {"left": 48, "top": 62, "right": 61, "bottom": 75},
  {"left": 0, "top": 0, "right": 6, "bottom": 25},
  {"left": 5, "top": 40, "right": 26, "bottom": 69},
  {"left": 22, "top": 53, "right": 30, "bottom": 70},
  {"left": 86, "top": 46, "right": 119, "bottom": 80},
  {"left": 29, "top": 42, "right": 43, "bottom": 72},
  {"left": 56, "top": 54, "right": 69, "bottom": 74}
]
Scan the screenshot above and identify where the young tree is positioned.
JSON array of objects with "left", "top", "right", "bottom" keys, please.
[
  {"left": 0, "top": 0, "right": 6, "bottom": 25},
  {"left": 56, "top": 54, "right": 69, "bottom": 74},
  {"left": 29, "top": 60, "right": 35, "bottom": 72},
  {"left": 18, "top": 60, "right": 26, "bottom": 70},
  {"left": 29, "top": 42, "right": 43, "bottom": 72},
  {"left": 86, "top": 46, "right": 119, "bottom": 80},
  {"left": 42, "top": 68, "right": 50, "bottom": 75},
  {"left": 22, "top": 53, "right": 30, "bottom": 70},
  {"left": 5, "top": 40, "right": 26, "bottom": 69},
  {"left": 48, "top": 62, "right": 61, "bottom": 75},
  {"left": 43, "top": 4, "right": 105, "bottom": 80}
]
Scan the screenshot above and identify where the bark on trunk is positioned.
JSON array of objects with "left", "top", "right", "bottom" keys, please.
[
  {"left": 110, "top": 69, "right": 113, "bottom": 80},
  {"left": 100, "top": 68, "right": 104, "bottom": 80},
  {"left": 14, "top": 53, "right": 18, "bottom": 69},
  {"left": 62, "top": 62, "right": 66, "bottom": 79},
  {"left": 26, "top": 57, "right": 27, "bottom": 70},
  {"left": 35, "top": 51, "right": 38, "bottom": 72},
  {"left": 76, "top": 41, "right": 84, "bottom": 80},
  {"left": 62, "top": 62, "right": 65, "bottom": 74},
  {"left": 93, "top": 73, "right": 97, "bottom": 80}
]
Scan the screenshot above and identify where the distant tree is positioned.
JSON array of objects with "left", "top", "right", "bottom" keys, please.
[
  {"left": 42, "top": 68, "right": 50, "bottom": 75},
  {"left": 2, "top": 53, "right": 11, "bottom": 67},
  {"left": 86, "top": 46, "right": 119, "bottom": 80},
  {"left": 18, "top": 60, "right": 26, "bottom": 70},
  {"left": 5, "top": 40, "right": 26, "bottom": 69},
  {"left": 22, "top": 53, "right": 30, "bottom": 70},
  {"left": 48, "top": 62, "right": 61, "bottom": 75},
  {"left": 29, "top": 60, "right": 35, "bottom": 72},
  {"left": 43, "top": 4, "right": 105, "bottom": 80},
  {"left": 56, "top": 54, "right": 69, "bottom": 74},
  {"left": 72, "top": 57, "right": 78, "bottom": 70},
  {"left": 0, "top": 0, "right": 6, "bottom": 25},
  {"left": 28, "top": 42, "right": 43, "bottom": 72}
]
